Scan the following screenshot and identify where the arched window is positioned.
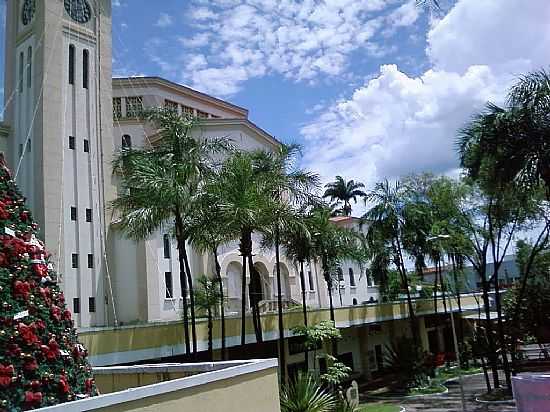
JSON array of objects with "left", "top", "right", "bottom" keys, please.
[
  {"left": 366, "top": 268, "right": 373, "bottom": 287},
  {"left": 18, "top": 52, "right": 24, "bottom": 92},
  {"left": 121, "top": 134, "right": 131, "bottom": 149},
  {"left": 27, "top": 46, "right": 32, "bottom": 88},
  {"left": 337, "top": 267, "right": 344, "bottom": 282},
  {"left": 82, "top": 49, "right": 89, "bottom": 89},
  {"left": 68, "top": 44, "right": 75, "bottom": 85},
  {"left": 348, "top": 268, "right": 356, "bottom": 287}
]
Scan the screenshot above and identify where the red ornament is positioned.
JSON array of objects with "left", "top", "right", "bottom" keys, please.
[
  {"left": 18, "top": 323, "right": 39, "bottom": 346},
  {"left": 38, "top": 287, "right": 51, "bottom": 304},
  {"left": 0, "top": 364, "right": 14, "bottom": 387},
  {"left": 58, "top": 375, "right": 70, "bottom": 394},
  {"left": 24, "top": 391, "right": 42, "bottom": 406},
  {"left": 32, "top": 263, "right": 48, "bottom": 278},
  {"left": 20, "top": 211, "right": 30, "bottom": 222},
  {"left": 13, "top": 280, "right": 31, "bottom": 300},
  {"left": 85, "top": 378, "right": 94, "bottom": 393},
  {"left": 62, "top": 310, "right": 72, "bottom": 321}
]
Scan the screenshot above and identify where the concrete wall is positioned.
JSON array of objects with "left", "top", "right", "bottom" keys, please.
[{"left": 37, "top": 360, "right": 280, "bottom": 412}]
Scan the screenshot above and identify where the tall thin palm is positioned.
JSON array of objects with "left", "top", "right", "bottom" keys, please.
[
  {"left": 363, "top": 180, "right": 420, "bottom": 346},
  {"left": 323, "top": 176, "right": 366, "bottom": 216},
  {"left": 194, "top": 275, "right": 223, "bottom": 361},
  {"left": 112, "top": 108, "right": 229, "bottom": 357},
  {"left": 253, "top": 144, "right": 320, "bottom": 382}
]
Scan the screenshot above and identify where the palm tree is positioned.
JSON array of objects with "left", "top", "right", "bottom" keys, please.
[
  {"left": 187, "top": 185, "right": 234, "bottom": 360},
  {"left": 363, "top": 180, "right": 420, "bottom": 347},
  {"left": 212, "top": 151, "right": 273, "bottom": 345},
  {"left": 280, "top": 372, "right": 336, "bottom": 412},
  {"left": 112, "top": 108, "right": 229, "bottom": 357},
  {"left": 252, "top": 144, "right": 320, "bottom": 382},
  {"left": 323, "top": 176, "right": 366, "bottom": 216},
  {"left": 194, "top": 275, "right": 223, "bottom": 361}
]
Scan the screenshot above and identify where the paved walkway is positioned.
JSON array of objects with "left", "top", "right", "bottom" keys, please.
[{"left": 361, "top": 374, "right": 517, "bottom": 412}]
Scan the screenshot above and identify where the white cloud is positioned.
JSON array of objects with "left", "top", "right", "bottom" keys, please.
[
  {"left": 155, "top": 12, "right": 173, "bottom": 28},
  {"left": 301, "top": 0, "right": 550, "bottom": 189},
  {"left": 162, "top": 0, "right": 414, "bottom": 96}
]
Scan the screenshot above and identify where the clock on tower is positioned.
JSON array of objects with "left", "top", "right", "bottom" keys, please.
[{"left": 64, "top": 0, "right": 92, "bottom": 23}]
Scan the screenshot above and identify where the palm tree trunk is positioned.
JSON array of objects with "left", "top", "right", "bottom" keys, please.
[
  {"left": 207, "top": 306, "right": 213, "bottom": 361},
  {"left": 395, "top": 237, "right": 419, "bottom": 347},
  {"left": 451, "top": 254, "right": 464, "bottom": 348},
  {"left": 239, "top": 230, "right": 251, "bottom": 346},
  {"left": 439, "top": 259, "right": 447, "bottom": 314},
  {"left": 181, "top": 242, "right": 197, "bottom": 355},
  {"left": 248, "top": 254, "right": 263, "bottom": 343},
  {"left": 493, "top": 269, "right": 512, "bottom": 389},
  {"left": 323, "top": 261, "right": 338, "bottom": 357},
  {"left": 213, "top": 247, "right": 226, "bottom": 361},
  {"left": 299, "top": 260, "right": 309, "bottom": 371},
  {"left": 274, "top": 225, "right": 286, "bottom": 384},
  {"left": 480, "top": 274, "right": 500, "bottom": 389},
  {"left": 433, "top": 258, "right": 439, "bottom": 313},
  {"left": 174, "top": 213, "right": 191, "bottom": 356}
]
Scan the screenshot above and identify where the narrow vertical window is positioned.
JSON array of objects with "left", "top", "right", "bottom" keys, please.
[
  {"left": 71, "top": 254, "right": 79, "bottom": 268},
  {"left": 165, "top": 272, "right": 173, "bottom": 298},
  {"left": 82, "top": 49, "right": 89, "bottom": 89},
  {"left": 85, "top": 208, "right": 92, "bottom": 222},
  {"left": 349, "top": 268, "right": 356, "bottom": 287},
  {"left": 70, "top": 206, "right": 77, "bottom": 221},
  {"left": 69, "top": 136, "right": 75, "bottom": 149},
  {"left": 19, "top": 52, "right": 24, "bottom": 92},
  {"left": 121, "top": 134, "right": 132, "bottom": 149},
  {"left": 83, "top": 139, "right": 89, "bottom": 153},
  {"left": 87, "top": 254, "right": 94, "bottom": 268},
  {"left": 163, "top": 234, "right": 170, "bottom": 259},
  {"left": 308, "top": 270, "right": 315, "bottom": 291},
  {"left": 27, "top": 46, "right": 32, "bottom": 88},
  {"left": 88, "top": 297, "right": 96, "bottom": 313},
  {"left": 68, "top": 44, "right": 75, "bottom": 85},
  {"left": 73, "top": 298, "right": 80, "bottom": 313}
]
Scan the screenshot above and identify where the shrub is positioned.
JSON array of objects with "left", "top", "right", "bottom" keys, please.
[{"left": 280, "top": 372, "right": 336, "bottom": 412}]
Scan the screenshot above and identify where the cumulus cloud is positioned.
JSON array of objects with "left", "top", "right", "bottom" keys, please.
[
  {"left": 157, "top": 0, "right": 416, "bottom": 96},
  {"left": 301, "top": 0, "right": 550, "bottom": 189}
]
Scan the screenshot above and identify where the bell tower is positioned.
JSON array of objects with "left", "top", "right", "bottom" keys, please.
[{"left": 2, "top": 0, "right": 115, "bottom": 327}]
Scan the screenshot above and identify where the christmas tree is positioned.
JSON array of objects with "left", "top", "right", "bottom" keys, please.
[{"left": 0, "top": 157, "right": 97, "bottom": 411}]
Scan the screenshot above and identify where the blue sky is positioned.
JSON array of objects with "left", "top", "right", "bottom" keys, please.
[{"left": 1, "top": 0, "right": 549, "bottom": 192}]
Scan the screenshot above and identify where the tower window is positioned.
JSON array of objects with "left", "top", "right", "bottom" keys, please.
[
  {"left": 83, "top": 139, "right": 90, "bottom": 153},
  {"left": 121, "top": 134, "right": 132, "bottom": 149},
  {"left": 165, "top": 272, "right": 173, "bottom": 299},
  {"left": 163, "top": 234, "right": 170, "bottom": 258},
  {"left": 27, "top": 140, "right": 31, "bottom": 152},
  {"left": 70, "top": 206, "right": 77, "bottom": 221},
  {"left": 349, "top": 268, "right": 356, "bottom": 287},
  {"left": 87, "top": 254, "right": 94, "bottom": 268},
  {"left": 73, "top": 298, "right": 80, "bottom": 313},
  {"left": 88, "top": 297, "right": 96, "bottom": 313},
  {"left": 71, "top": 254, "right": 79, "bottom": 268},
  {"left": 82, "top": 49, "right": 89, "bottom": 89},
  {"left": 68, "top": 45, "right": 75, "bottom": 85},
  {"left": 18, "top": 52, "right": 24, "bottom": 93},
  {"left": 27, "top": 46, "right": 32, "bottom": 89},
  {"left": 113, "top": 97, "right": 122, "bottom": 119},
  {"left": 18, "top": 144, "right": 23, "bottom": 157},
  {"left": 69, "top": 136, "right": 75, "bottom": 150},
  {"left": 85, "top": 208, "right": 92, "bottom": 222}
]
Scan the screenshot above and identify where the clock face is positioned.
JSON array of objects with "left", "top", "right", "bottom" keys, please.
[
  {"left": 64, "top": 0, "right": 92, "bottom": 24},
  {"left": 21, "top": 0, "right": 36, "bottom": 26}
]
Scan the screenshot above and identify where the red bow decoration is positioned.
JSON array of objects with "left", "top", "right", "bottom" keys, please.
[
  {"left": 24, "top": 391, "right": 42, "bottom": 406},
  {"left": 58, "top": 375, "right": 70, "bottom": 394},
  {"left": 18, "top": 322, "right": 39, "bottom": 346},
  {"left": 5, "top": 237, "right": 29, "bottom": 257},
  {"left": 41, "top": 339, "right": 60, "bottom": 361},
  {"left": 50, "top": 306, "right": 61, "bottom": 322},
  {"left": 32, "top": 262, "right": 48, "bottom": 278},
  {"left": 0, "top": 364, "right": 14, "bottom": 387},
  {"left": 39, "top": 287, "right": 51, "bottom": 305},
  {"left": 63, "top": 309, "right": 72, "bottom": 321},
  {"left": 13, "top": 280, "right": 31, "bottom": 300}
]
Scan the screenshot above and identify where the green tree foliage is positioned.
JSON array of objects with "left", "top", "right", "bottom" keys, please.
[
  {"left": 194, "top": 275, "right": 223, "bottom": 361},
  {"left": 0, "top": 164, "right": 97, "bottom": 410},
  {"left": 384, "top": 337, "right": 433, "bottom": 390},
  {"left": 323, "top": 176, "right": 366, "bottom": 216}
]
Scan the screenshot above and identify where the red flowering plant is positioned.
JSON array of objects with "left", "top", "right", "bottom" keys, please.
[{"left": 0, "top": 162, "right": 97, "bottom": 411}]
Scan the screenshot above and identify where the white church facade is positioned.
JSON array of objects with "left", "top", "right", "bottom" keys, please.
[{"left": 0, "top": 0, "right": 381, "bottom": 332}]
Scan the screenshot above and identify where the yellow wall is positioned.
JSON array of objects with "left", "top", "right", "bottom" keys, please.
[{"left": 92, "top": 368, "right": 280, "bottom": 412}]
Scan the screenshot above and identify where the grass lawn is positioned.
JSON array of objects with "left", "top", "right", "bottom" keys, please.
[{"left": 359, "top": 404, "right": 401, "bottom": 412}]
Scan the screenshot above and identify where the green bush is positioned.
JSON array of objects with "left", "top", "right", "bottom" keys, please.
[{"left": 280, "top": 372, "right": 337, "bottom": 412}]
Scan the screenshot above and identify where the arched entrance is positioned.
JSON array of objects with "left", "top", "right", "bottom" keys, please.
[
  {"left": 272, "top": 262, "right": 291, "bottom": 300},
  {"left": 225, "top": 261, "right": 245, "bottom": 314},
  {"left": 254, "top": 262, "right": 271, "bottom": 301}
]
